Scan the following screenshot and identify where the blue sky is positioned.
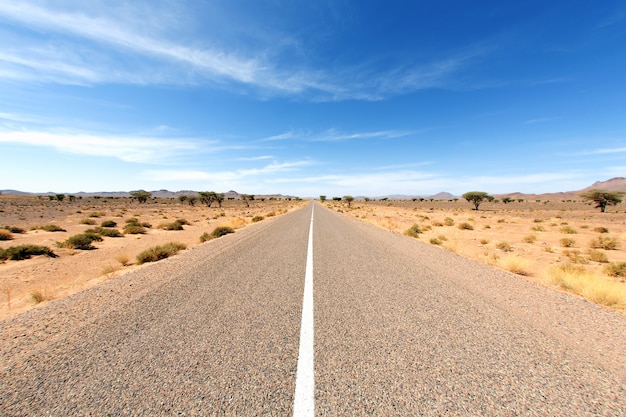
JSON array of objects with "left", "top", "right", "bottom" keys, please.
[{"left": 1, "top": 0, "right": 625, "bottom": 197}]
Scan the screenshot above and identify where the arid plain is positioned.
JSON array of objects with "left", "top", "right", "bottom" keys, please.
[{"left": 1, "top": 194, "right": 625, "bottom": 321}]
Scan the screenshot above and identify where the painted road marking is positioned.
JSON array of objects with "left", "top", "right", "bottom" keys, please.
[{"left": 293, "top": 204, "right": 315, "bottom": 416}]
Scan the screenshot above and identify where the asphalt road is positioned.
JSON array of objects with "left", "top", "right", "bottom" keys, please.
[{"left": 1, "top": 202, "right": 625, "bottom": 416}]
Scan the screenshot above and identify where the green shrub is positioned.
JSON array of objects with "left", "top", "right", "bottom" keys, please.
[
  {"left": 58, "top": 233, "right": 103, "bottom": 250},
  {"left": 86, "top": 227, "right": 123, "bottom": 237},
  {"left": 560, "top": 238, "right": 576, "bottom": 248},
  {"left": 266, "top": 211, "right": 277, "bottom": 217},
  {"left": 3, "top": 226, "right": 26, "bottom": 234},
  {"left": 89, "top": 211, "right": 106, "bottom": 218},
  {"left": 80, "top": 218, "right": 96, "bottom": 225},
  {"left": 589, "top": 236, "right": 620, "bottom": 250},
  {"left": 604, "top": 262, "right": 626, "bottom": 278},
  {"left": 443, "top": 217, "right": 455, "bottom": 226},
  {"left": 199, "top": 232, "right": 211, "bottom": 243},
  {"left": 458, "top": 222, "right": 474, "bottom": 230},
  {"left": 100, "top": 220, "right": 117, "bottom": 228},
  {"left": 39, "top": 224, "right": 66, "bottom": 232},
  {"left": 531, "top": 225, "right": 546, "bottom": 232},
  {"left": 136, "top": 242, "right": 187, "bottom": 264},
  {"left": 123, "top": 224, "right": 147, "bottom": 234},
  {"left": 158, "top": 221, "right": 185, "bottom": 231},
  {"left": 523, "top": 234, "right": 537, "bottom": 244},
  {"left": 251, "top": 215, "right": 264, "bottom": 223},
  {"left": 593, "top": 227, "right": 609, "bottom": 234},
  {"left": 0, "top": 245, "right": 57, "bottom": 261},
  {"left": 430, "top": 237, "right": 442, "bottom": 245},
  {"left": 404, "top": 224, "right": 422, "bottom": 238},
  {"left": 0, "top": 230, "right": 13, "bottom": 241},
  {"left": 210, "top": 226, "right": 235, "bottom": 238}
]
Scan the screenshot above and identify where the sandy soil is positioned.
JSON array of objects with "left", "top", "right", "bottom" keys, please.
[
  {"left": 0, "top": 195, "right": 306, "bottom": 320},
  {"left": 327, "top": 198, "right": 626, "bottom": 313}
]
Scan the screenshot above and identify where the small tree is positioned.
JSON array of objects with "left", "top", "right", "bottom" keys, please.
[
  {"left": 241, "top": 194, "right": 254, "bottom": 208},
  {"left": 198, "top": 191, "right": 216, "bottom": 207},
  {"left": 130, "top": 190, "right": 151, "bottom": 203},
  {"left": 580, "top": 189, "right": 624, "bottom": 212},
  {"left": 319, "top": 195, "right": 327, "bottom": 202},
  {"left": 502, "top": 197, "right": 513, "bottom": 204},
  {"left": 178, "top": 195, "right": 188, "bottom": 204},
  {"left": 215, "top": 193, "right": 225, "bottom": 208},
  {"left": 344, "top": 195, "right": 354, "bottom": 208},
  {"left": 462, "top": 191, "right": 494, "bottom": 210}
]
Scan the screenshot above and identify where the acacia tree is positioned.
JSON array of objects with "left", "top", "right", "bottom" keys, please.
[
  {"left": 198, "top": 191, "right": 217, "bottom": 207},
  {"left": 343, "top": 195, "right": 354, "bottom": 208},
  {"left": 241, "top": 194, "right": 254, "bottom": 208},
  {"left": 319, "top": 195, "right": 327, "bottom": 202},
  {"left": 130, "top": 190, "right": 151, "bottom": 203},
  {"left": 580, "top": 189, "right": 624, "bottom": 212},
  {"left": 462, "top": 191, "right": 494, "bottom": 210},
  {"left": 214, "top": 193, "right": 225, "bottom": 208}
]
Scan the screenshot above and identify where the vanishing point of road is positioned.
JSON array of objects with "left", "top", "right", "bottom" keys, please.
[{"left": 1, "top": 202, "right": 625, "bottom": 415}]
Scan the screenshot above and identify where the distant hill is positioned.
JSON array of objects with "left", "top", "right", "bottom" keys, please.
[
  {"left": 581, "top": 177, "right": 626, "bottom": 192},
  {"left": 0, "top": 189, "right": 298, "bottom": 200}
]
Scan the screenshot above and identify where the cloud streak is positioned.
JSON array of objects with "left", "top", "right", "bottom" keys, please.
[{"left": 0, "top": 130, "right": 199, "bottom": 164}]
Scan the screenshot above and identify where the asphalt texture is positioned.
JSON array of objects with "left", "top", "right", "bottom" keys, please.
[{"left": 1, "top": 202, "right": 625, "bottom": 416}]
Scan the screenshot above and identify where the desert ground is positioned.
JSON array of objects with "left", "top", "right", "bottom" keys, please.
[
  {"left": 1, "top": 195, "right": 625, "bottom": 320},
  {"left": 326, "top": 198, "right": 626, "bottom": 313},
  {"left": 0, "top": 195, "right": 306, "bottom": 320}
]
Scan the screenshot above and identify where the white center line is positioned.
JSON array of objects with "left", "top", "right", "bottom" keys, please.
[{"left": 293, "top": 204, "right": 315, "bottom": 417}]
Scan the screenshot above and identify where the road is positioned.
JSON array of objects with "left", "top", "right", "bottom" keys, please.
[{"left": 1, "top": 202, "right": 625, "bottom": 416}]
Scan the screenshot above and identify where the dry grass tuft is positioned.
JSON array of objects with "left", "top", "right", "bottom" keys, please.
[
  {"left": 544, "top": 264, "right": 626, "bottom": 309},
  {"left": 500, "top": 255, "right": 533, "bottom": 276}
]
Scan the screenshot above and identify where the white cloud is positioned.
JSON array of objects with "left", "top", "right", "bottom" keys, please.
[
  {"left": 587, "top": 147, "right": 626, "bottom": 155},
  {"left": 0, "top": 130, "right": 198, "bottom": 164}
]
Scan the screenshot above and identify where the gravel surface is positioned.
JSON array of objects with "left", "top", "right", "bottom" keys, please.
[{"left": 1, "top": 202, "right": 625, "bottom": 416}]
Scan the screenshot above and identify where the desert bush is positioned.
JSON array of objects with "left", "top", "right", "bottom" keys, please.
[
  {"left": 123, "top": 224, "right": 147, "bottom": 234},
  {"left": 531, "top": 225, "right": 546, "bottom": 232},
  {"left": 58, "top": 233, "right": 103, "bottom": 250},
  {"left": 523, "top": 234, "right": 537, "bottom": 244},
  {"left": 86, "top": 227, "right": 123, "bottom": 237},
  {"left": 604, "top": 262, "right": 626, "bottom": 278},
  {"left": 563, "top": 250, "right": 588, "bottom": 264},
  {"left": 500, "top": 256, "right": 532, "bottom": 276},
  {"left": 199, "top": 232, "right": 211, "bottom": 243},
  {"left": 430, "top": 237, "right": 442, "bottom": 245},
  {"left": 38, "top": 224, "right": 66, "bottom": 232},
  {"left": 593, "top": 227, "right": 609, "bottom": 234},
  {"left": 533, "top": 218, "right": 543, "bottom": 223},
  {"left": 457, "top": 222, "right": 473, "bottom": 230},
  {"left": 158, "top": 220, "right": 185, "bottom": 231},
  {"left": 266, "top": 211, "right": 277, "bottom": 217},
  {"left": 251, "top": 215, "right": 264, "bottom": 223},
  {"left": 89, "top": 211, "right": 106, "bottom": 218},
  {"left": 79, "top": 218, "right": 96, "bottom": 225},
  {"left": 560, "top": 238, "right": 576, "bottom": 248},
  {"left": 125, "top": 218, "right": 152, "bottom": 228},
  {"left": 0, "top": 230, "right": 13, "bottom": 241},
  {"left": 589, "top": 236, "right": 620, "bottom": 250},
  {"left": 443, "top": 217, "right": 454, "bottom": 226},
  {"left": 404, "top": 224, "right": 422, "bottom": 238},
  {"left": 560, "top": 226, "right": 577, "bottom": 234},
  {"left": 480, "top": 239, "right": 489, "bottom": 245},
  {"left": 432, "top": 220, "right": 444, "bottom": 227},
  {"left": 3, "top": 226, "right": 26, "bottom": 234},
  {"left": 136, "top": 242, "right": 187, "bottom": 264},
  {"left": 496, "top": 242, "right": 512, "bottom": 252},
  {"left": 210, "top": 226, "right": 235, "bottom": 238},
  {"left": 30, "top": 291, "right": 47, "bottom": 304},
  {"left": 100, "top": 220, "right": 117, "bottom": 228},
  {"left": 587, "top": 249, "right": 609, "bottom": 263},
  {"left": 0, "top": 245, "right": 57, "bottom": 261}
]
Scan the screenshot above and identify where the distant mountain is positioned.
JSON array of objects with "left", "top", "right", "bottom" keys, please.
[
  {"left": 581, "top": 177, "right": 626, "bottom": 192},
  {"left": 0, "top": 189, "right": 298, "bottom": 199},
  {"left": 429, "top": 192, "right": 458, "bottom": 200}
]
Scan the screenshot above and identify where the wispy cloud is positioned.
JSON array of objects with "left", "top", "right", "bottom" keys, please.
[
  {"left": 262, "top": 128, "right": 414, "bottom": 142},
  {"left": 587, "top": 147, "right": 626, "bottom": 155},
  {"left": 524, "top": 117, "right": 559, "bottom": 125},
  {"left": 0, "top": 2, "right": 486, "bottom": 100},
  {"left": 143, "top": 160, "right": 314, "bottom": 182},
  {"left": 0, "top": 130, "right": 199, "bottom": 164}
]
